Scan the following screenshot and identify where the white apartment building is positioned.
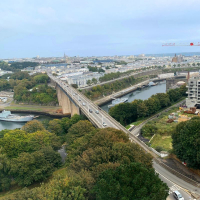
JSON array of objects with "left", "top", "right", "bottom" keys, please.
[{"left": 186, "top": 76, "right": 200, "bottom": 108}]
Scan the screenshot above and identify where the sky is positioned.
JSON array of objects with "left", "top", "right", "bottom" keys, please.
[{"left": 1, "top": 0, "right": 200, "bottom": 58}]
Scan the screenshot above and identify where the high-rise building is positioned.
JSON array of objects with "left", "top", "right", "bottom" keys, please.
[{"left": 186, "top": 76, "right": 200, "bottom": 107}]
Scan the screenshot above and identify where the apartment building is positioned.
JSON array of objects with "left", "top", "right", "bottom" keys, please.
[{"left": 186, "top": 76, "right": 200, "bottom": 108}]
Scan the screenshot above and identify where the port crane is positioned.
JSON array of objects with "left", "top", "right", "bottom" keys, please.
[{"left": 162, "top": 42, "right": 200, "bottom": 46}]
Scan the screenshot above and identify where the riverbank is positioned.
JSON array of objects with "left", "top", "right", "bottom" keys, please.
[
  {"left": 0, "top": 103, "right": 70, "bottom": 118},
  {"left": 95, "top": 78, "right": 166, "bottom": 106}
]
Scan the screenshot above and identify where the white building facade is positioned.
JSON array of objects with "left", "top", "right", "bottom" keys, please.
[{"left": 186, "top": 76, "right": 200, "bottom": 108}]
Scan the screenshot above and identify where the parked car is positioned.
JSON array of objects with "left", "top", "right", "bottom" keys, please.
[{"left": 173, "top": 191, "right": 184, "bottom": 200}]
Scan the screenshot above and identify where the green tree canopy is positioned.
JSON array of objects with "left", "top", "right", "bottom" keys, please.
[
  {"left": 172, "top": 117, "right": 200, "bottom": 169},
  {"left": 21, "top": 120, "right": 45, "bottom": 133},
  {"left": 93, "top": 162, "right": 168, "bottom": 200}
]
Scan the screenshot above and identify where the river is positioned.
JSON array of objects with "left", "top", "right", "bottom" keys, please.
[
  {"left": 101, "top": 81, "right": 166, "bottom": 112},
  {"left": 0, "top": 114, "right": 60, "bottom": 131}
]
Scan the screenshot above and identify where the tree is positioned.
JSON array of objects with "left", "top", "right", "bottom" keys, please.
[
  {"left": 0, "top": 151, "right": 11, "bottom": 192},
  {"left": 109, "top": 103, "right": 137, "bottom": 126},
  {"left": 172, "top": 117, "right": 200, "bottom": 169},
  {"left": 66, "top": 120, "right": 95, "bottom": 145},
  {"left": 6, "top": 175, "right": 86, "bottom": 200},
  {"left": 71, "top": 84, "right": 78, "bottom": 88},
  {"left": 48, "top": 119, "right": 64, "bottom": 136},
  {"left": 137, "top": 100, "right": 148, "bottom": 118},
  {"left": 9, "top": 150, "right": 56, "bottom": 186},
  {"left": 141, "top": 123, "right": 158, "bottom": 137},
  {"left": 21, "top": 120, "right": 45, "bottom": 133},
  {"left": 167, "top": 88, "right": 181, "bottom": 102},
  {"left": 33, "top": 74, "right": 49, "bottom": 83},
  {"left": 152, "top": 93, "right": 171, "bottom": 108},
  {"left": 87, "top": 80, "right": 92, "bottom": 85},
  {"left": 92, "top": 78, "right": 97, "bottom": 84},
  {"left": 93, "top": 162, "right": 168, "bottom": 200}
]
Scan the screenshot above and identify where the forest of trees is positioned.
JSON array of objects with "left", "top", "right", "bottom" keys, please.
[
  {"left": 1, "top": 118, "right": 168, "bottom": 199},
  {"left": 0, "top": 62, "right": 39, "bottom": 72},
  {"left": 172, "top": 117, "right": 200, "bottom": 169},
  {"left": 0, "top": 114, "right": 84, "bottom": 193},
  {"left": 109, "top": 85, "right": 187, "bottom": 126}
]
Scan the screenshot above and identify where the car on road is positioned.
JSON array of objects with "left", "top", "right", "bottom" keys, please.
[
  {"left": 73, "top": 93, "right": 75, "bottom": 96},
  {"left": 78, "top": 98, "right": 81, "bottom": 101},
  {"left": 173, "top": 191, "right": 184, "bottom": 200},
  {"left": 82, "top": 102, "right": 86, "bottom": 106},
  {"left": 102, "top": 122, "right": 107, "bottom": 127},
  {"left": 95, "top": 110, "right": 99, "bottom": 114},
  {"left": 89, "top": 109, "right": 93, "bottom": 113}
]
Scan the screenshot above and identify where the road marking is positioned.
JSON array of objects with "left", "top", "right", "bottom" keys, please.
[{"left": 168, "top": 185, "right": 181, "bottom": 194}]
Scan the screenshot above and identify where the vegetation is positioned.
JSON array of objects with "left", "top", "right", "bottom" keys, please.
[
  {"left": 0, "top": 115, "right": 84, "bottom": 193},
  {"left": 84, "top": 76, "right": 149, "bottom": 100},
  {"left": 172, "top": 117, "right": 200, "bottom": 169},
  {"left": 0, "top": 62, "right": 39, "bottom": 72},
  {"left": 109, "top": 85, "right": 187, "bottom": 126},
  {"left": 87, "top": 65, "right": 105, "bottom": 73},
  {"left": 1, "top": 119, "right": 168, "bottom": 199}
]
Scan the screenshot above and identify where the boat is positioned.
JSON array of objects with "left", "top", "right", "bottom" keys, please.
[
  {"left": 148, "top": 81, "right": 158, "bottom": 86},
  {"left": 0, "top": 110, "right": 34, "bottom": 122},
  {"left": 108, "top": 98, "right": 128, "bottom": 108}
]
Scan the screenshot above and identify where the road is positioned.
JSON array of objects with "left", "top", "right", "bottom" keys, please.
[
  {"left": 154, "top": 161, "right": 198, "bottom": 200},
  {"left": 50, "top": 74, "right": 119, "bottom": 129}
]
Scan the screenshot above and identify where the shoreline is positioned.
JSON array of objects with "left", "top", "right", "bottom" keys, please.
[
  {"left": 95, "top": 78, "right": 166, "bottom": 106},
  {"left": 0, "top": 104, "right": 71, "bottom": 118}
]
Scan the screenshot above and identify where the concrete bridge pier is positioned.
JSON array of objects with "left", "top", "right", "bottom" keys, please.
[{"left": 56, "top": 85, "right": 80, "bottom": 116}]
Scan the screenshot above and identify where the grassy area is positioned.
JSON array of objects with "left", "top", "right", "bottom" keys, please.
[
  {"left": 3, "top": 103, "right": 61, "bottom": 113},
  {"left": 5, "top": 106, "right": 44, "bottom": 111},
  {"left": 125, "top": 97, "right": 186, "bottom": 129},
  {"left": 150, "top": 134, "right": 172, "bottom": 151}
]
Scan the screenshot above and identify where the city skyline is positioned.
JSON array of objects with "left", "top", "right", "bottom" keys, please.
[{"left": 1, "top": 0, "right": 200, "bottom": 58}]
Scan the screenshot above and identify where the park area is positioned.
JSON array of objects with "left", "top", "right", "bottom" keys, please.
[{"left": 141, "top": 107, "right": 199, "bottom": 152}]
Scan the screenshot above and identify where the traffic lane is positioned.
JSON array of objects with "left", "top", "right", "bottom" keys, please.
[
  {"left": 156, "top": 170, "right": 193, "bottom": 200},
  {"left": 153, "top": 160, "right": 200, "bottom": 196},
  {"left": 59, "top": 82, "right": 120, "bottom": 129}
]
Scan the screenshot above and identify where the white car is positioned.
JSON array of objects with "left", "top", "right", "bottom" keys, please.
[
  {"left": 173, "top": 191, "right": 184, "bottom": 200},
  {"left": 102, "top": 122, "right": 107, "bottom": 127},
  {"left": 82, "top": 102, "right": 86, "bottom": 106}
]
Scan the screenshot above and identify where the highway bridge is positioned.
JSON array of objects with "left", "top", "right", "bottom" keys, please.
[{"left": 48, "top": 73, "right": 151, "bottom": 151}]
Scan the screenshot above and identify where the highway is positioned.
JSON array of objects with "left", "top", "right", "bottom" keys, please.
[{"left": 49, "top": 74, "right": 120, "bottom": 129}]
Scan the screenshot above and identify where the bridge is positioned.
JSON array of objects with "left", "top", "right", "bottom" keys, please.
[{"left": 48, "top": 73, "right": 150, "bottom": 151}]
